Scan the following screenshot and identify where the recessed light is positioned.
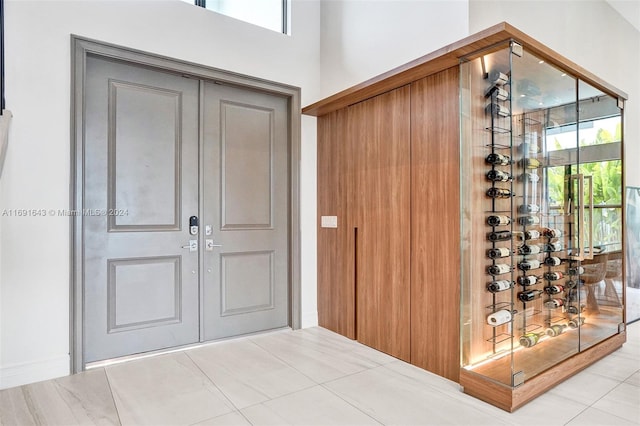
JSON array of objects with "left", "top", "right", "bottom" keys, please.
[
  {"left": 538, "top": 60, "right": 545, "bottom": 64},
  {"left": 561, "top": 73, "right": 566, "bottom": 77},
  {"left": 521, "top": 94, "right": 526, "bottom": 97}
]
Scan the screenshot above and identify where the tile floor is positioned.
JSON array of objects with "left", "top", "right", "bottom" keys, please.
[{"left": 0, "top": 323, "right": 638, "bottom": 426}]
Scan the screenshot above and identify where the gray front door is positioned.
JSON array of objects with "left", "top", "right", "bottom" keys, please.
[
  {"left": 202, "top": 83, "right": 289, "bottom": 340},
  {"left": 83, "top": 57, "right": 289, "bottom": 363},
  {"left": 84, "top": 56, "right": 201, "bottom": 362}
]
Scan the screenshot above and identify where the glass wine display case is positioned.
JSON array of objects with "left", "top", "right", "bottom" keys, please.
[{"left": 460, "top": 41, "right": 625, "bottom": 410}]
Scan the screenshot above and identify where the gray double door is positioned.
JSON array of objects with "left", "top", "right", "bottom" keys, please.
[{"left": 83, "top": 56, "right": 289, "bottom": 363}]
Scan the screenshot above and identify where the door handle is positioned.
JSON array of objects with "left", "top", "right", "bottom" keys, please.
[
  {"left": 181, "top": 240, "right": 198, "bottom": 252},
  {"left": 205, "top": 239, "right": 222, "bottom": 251}
]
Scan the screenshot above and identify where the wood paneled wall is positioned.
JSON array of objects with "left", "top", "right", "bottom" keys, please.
[
  {"left": 317, "top": 69, "right": 459, "bottom": 374},
  {"left": 410, "top": 68, "right": 461, "bottom": 381}
]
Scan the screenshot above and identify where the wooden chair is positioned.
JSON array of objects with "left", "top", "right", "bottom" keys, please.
[
  {"left": 581, "top": 253, "right": 609, "bottom": 314},
  {"left": 603, "top": 251, "right": 623, "bottom": 307}
]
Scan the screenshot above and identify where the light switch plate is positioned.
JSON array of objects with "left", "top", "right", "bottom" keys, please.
[{"left": 321, "top": 216, "right": 338, "bottom": 228}]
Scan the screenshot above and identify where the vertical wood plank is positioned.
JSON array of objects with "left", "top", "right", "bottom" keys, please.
[
  {"left": 410, "top": 68, "right": 461, "bottom": 381},
  {"left": 349, "top": 86, "right": 412, "bottom": 361},
  {"left": 317, "top": 110, "right": 356, "bottom": 339}
]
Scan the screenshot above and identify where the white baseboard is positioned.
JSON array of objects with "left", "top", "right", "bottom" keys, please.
[
  {"left": 0, "top": 355, "right": 70, "bottom": 390},
  {"left": 301, "top": 310, "right": 318, "bottom": 328}
]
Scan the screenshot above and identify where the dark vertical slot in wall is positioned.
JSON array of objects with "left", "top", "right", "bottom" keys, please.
[{"left": 354, "top": 226, "right": 358, "bottom": 339}]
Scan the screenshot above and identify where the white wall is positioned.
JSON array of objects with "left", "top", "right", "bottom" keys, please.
[
  {"left": 319, "top": 0, "right": 469, "bottom": 98},
  {"left": 0, "top": 0, "right": 320, "bottom": 388},
  {"left": 469, "top": 0, "right": 640, "bottom": 188}
]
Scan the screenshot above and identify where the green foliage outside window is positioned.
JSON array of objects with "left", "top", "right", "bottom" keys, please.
[{"left": 545, "top": 123, "right": 622, "bottom": 246}]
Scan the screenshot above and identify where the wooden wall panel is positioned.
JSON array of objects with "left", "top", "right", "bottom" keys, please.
[
  {"left": 317, "top": 110, "right": 356, "bottom": 339},
  {"left": 410, "top": 68, "right": 461, "bottom": 381},
  {"left": 349, "top": 86, "right": 412, "bottom": 361}
]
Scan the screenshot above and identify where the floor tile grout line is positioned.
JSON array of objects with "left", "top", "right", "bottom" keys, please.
[
  {"left": 186, "top": 340, "right": 322, "bottom": 415},
  {"left": 102, "top": 367, "right": 125, "bottom": 426},
  {"left": 183, "top": 351, "right": 256, "bottom": 426},
  {"left": 564, "top": 404, "right": 638, "bottom": 426},
  {"left": 318, "top": 382, "right": 385, "bottom": 426},
  {"left": 247, "top": 332, "right": 392, "bottom": 385}
]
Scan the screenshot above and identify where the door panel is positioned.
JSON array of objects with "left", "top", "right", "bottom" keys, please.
[
  {"left": 317, "top": 110, "right": 356, "bottom": 339},
  {"left": 220, "top": 101, "right": 274, "bottom": 229},
  {"left": 108, "top": 81, "right": 182, "bottom": 230},
  {"left": 202, "top": 83, "right": 289, "bottom": 340},
  {"left": 84, "top": 56, "right": 200, "bottom": 362},
  {"left": 350, "top": 86, "right": 411, "bottom": 361}
]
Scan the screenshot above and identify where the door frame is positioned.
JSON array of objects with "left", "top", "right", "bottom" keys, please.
[{"left": 70, "top": 36, "right": 302, "bottom": 373}]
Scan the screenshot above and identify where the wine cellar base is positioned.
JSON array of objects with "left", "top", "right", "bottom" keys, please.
[
  {"left": 460, "top": 331, "right": 625, "bottom": 412},
  {"left": 303, "top": 22, "right": 627, "bottom": 412}
]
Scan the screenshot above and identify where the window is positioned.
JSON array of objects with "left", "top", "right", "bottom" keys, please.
[
  {"left": 545, "top": 113, "right": 623, "bottom": 250},
  {"left": 182, "top": 0, "right": 288, "bottom": 34}
]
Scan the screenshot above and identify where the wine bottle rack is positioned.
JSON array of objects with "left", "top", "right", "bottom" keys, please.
[
  {"left": 482, "top": 71, "right": 585, "bottom": 351},
  {"left": 484, "top": 70, "right": 514, "bottom": 351}
]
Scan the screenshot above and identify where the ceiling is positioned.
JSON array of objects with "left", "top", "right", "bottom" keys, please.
[{"left": 606, "top": 0, "right": 640, "bottom": 32}]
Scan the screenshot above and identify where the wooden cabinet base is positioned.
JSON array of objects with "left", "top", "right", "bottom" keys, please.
[{"left": 459, "top": 332, "right": 626, "bottom": 412}]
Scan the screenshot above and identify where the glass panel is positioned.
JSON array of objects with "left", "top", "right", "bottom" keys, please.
[
  {"left": 577, "top": 81, "right": 623, "bottom": 349},
  {"left": 206, "top": 0, "right": 284, "bottom": 33},
  {"left": 626, "top": 187, "right": 640, "bottom": 322},
  {"left": 510, "top": 48, "right": 581, "bottom": 381},
  {"left": 460, "top": 43, "right": 516, "bottom": 387}
]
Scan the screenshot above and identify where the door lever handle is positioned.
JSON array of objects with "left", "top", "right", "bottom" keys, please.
[
  {"left": 181, "top": 240, "right": 198, "bottom": 252},
  {"left": 205, "top": 239, "right": 222, "bottom": 251}
]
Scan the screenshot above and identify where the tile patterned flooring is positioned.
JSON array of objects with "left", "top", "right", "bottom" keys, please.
[{"left": 1, "top": 323, "right": 638, "bottom": 425}]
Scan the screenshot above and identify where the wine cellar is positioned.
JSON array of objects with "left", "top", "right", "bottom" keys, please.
[{"left": 303, "top": 22, "right": 627, "bottom": 411}]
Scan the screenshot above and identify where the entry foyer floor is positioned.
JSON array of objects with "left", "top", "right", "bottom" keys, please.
[{"left": 1, "top": 324, "right": 638, "bottom": 425}]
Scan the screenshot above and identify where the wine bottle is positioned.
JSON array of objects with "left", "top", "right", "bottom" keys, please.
[
  {"left": 517, "top": 289, "right": 543, "bottom": 302},
  {"left": 493, "top": 87, "right": 509, "bottom": 101},
  {"left": 485, "top": 153, "right": 510, "bottom": 166},
  {"left": 517, "top": 275, "right": 538, "bottom": 286},
  {"left": 543, "top": 228, "right": 563, "bottom": 238},
  {"left": 487, "top": 280, "right": 513, "bottom": 293},
  {"left": 486, "top": 188, "right": 513, "bottom": 198},
  {"left": 487, "top": 309, "right": 515, "bottom": 326},
  {"left": 487, "top": 215, "right": 511, "bottom": 226},
  {"left": 518, "top": 216, "right": 540, "bottom": 226},
  {"left": 544, "top": 285, "right": 564, "bottom": 294},
  {"left": 566, "top": 304, "right": 584, "bottom": 314},
  {"left": 544, "top": 271, "right": 564, "bottom": 281},
  {"left": 489, "top": 70, "right": 509, "bottom": 86},
  {"left": 523, "top": 230, "right": 541, "bottom": 240},
  {"left": 487, "top": 263, "right": 511, "bottom": 275},
  {"left": 544, "top": 298, "right": 565, "bottom": 309},
  {"left": 485, "top": 103, "right": 510, "bottom": 117},
  {"left": 519, "top": 244, "right": 541, "bottom": 255},
  {"left": 487, "top": 247, "right": 511, "bottom": 259},
  {"left": 545, "top": 242, "right": 564, "bottom": 252},
  {"left": 545, "top": 324, "right": 566, "bottom": 337},
  {"left": 544, "top": 256, "right": 562, "bottom": 266},
  {"left": 519, "top": 332, "right": 542, "bottom": 348},
  {"left": 518, "top": 259, "right": 541, "bottom": 271},
  {"left": 487, "top": 231, "right": 512, "bottom": 241},
  {"left": 486, "top": 170, "right": 512, "bottom": 182},
  {"left": 518, "top": 204, "right": 540, "bottom": 213},
  {"left": 568, "top": 266, "right": 585, "bottom": 276},
  {"left": 568, "top": 317, "right": 585, "bottom": 328},
  {"left": 522, "top": 158, "right": 541, "bottom": 169}
]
